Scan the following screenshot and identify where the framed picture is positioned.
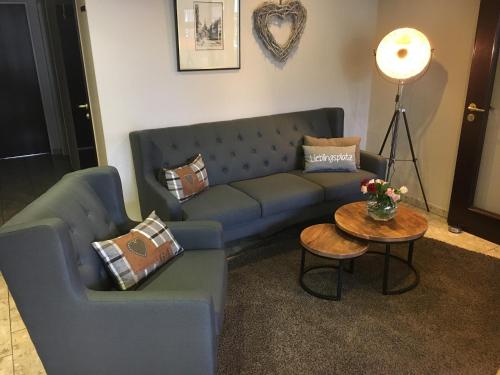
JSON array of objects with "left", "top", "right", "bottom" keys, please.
[{"left": 174, "top": 0, "right": 240, "bottom": 71}]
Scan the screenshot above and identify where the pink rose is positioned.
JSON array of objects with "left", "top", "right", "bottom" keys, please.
[
  {"left": 391, "top": 193, "right": 401, "bottom": 202},
  {"left": 361, "top": 185, "right": 368, "bottom": 194}
]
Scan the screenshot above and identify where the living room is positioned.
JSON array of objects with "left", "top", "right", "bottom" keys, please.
[{"left": 0, "top": 0, "right": 498, "bottom": 374}]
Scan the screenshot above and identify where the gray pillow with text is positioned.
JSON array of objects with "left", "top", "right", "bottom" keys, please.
[{"left": 303, "top": 145, "right": 357, "bottom": 172}]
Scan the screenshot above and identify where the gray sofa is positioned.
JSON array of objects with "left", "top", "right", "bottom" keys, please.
[
  {"left": 130, "top": 108, "right": 387, "bottom": 243},
  {"left": 0, "top": 167, "right": 226, "bottom": 375}
]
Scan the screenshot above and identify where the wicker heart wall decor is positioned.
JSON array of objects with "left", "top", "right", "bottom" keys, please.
[{"left": 253, "top": 0, "right": 307, "bottom": 63}]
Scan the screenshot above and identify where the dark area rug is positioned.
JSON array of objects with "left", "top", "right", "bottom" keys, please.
[{"left": 217, "top": 232, "right": 500, "bottom": 375}]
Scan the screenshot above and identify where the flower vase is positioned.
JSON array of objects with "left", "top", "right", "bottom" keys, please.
[{"left": 367, "top": 198, "right": 397, "bottom": 221}]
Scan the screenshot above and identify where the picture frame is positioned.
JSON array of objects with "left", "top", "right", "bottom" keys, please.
[{"left": 174, "top": 0, "right": 241, "bottom": 71}]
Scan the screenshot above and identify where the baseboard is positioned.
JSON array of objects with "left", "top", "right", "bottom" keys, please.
[{"left": 403, "top": 194, "right": 448, "bottom": 218}]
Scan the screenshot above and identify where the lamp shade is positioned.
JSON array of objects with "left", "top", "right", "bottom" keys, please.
[{"left": 375, "top": 28, "right": 431, "bottom": 82}]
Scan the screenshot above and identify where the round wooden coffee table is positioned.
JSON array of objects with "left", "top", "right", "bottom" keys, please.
[
  {"left": 299, "top": 224, "right": 368, "bottom": 300},
  {"left": 335, "top": 201, "right": 428, "bottom": 295}
]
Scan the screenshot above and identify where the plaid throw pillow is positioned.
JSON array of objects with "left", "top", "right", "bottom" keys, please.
[
  {"left": 158, "top": 154, "right": 209, "bottom": 202},
  {"left": 92, "top": 211, "right": 183, "bottom": 290}
]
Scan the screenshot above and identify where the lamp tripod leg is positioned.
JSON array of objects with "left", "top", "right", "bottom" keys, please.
[
  {"left": 401, "top": 111, "right": 430, "bottom": 212},
  {"left": 378, "top": 110, "right": 398, "bottom": 156},
  {"left": 387, "top": 110, "right": 400, "bottom": 181}
]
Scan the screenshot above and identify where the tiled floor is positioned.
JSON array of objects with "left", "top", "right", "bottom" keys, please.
[
  {"left": 0, "top": 154, "right": 71, "bottom": 374},
  {"left": 0, "top": 170, "right": 498, "bottom": 374}
]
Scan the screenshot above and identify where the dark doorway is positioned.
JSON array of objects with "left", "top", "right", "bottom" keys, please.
[
  {"left": 0, "top": 4, "right": 51, "bottom": 158},
  {"left": 0, "top": 0, "right": 98, "bottom": 224},
  {"left": 448, "top": 0, "right": 500, "bottom": 244},
  {"left": 54, "top": 3, "right": 97, "bottom": 168}
]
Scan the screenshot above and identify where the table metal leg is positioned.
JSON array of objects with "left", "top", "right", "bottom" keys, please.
[
  {"left": 299, "top": 249, "right": 354, "bottom": 301},
  {"left": 336, "top": 260, "right": 343, "bottom": 300},
  {"left": 347, "top": 258, "right": 355, "bottom": 273},
  {"left": 383, "top": 244, "right": 391, "bottom": 295},
  {"left": 300, "top": 247, "right": 306, "bottom": 278},
  {"left": 408, "top": 241, "right": 414, "bottom": 265},
  {"left": 368, "top": 242, "right": 420, "bottom": 295}
]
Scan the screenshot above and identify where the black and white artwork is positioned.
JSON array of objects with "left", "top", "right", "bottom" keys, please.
[
  {"left": 175, "top": 0, "right": 240, "bottom": 71},
  {"left": 195, "top": 2, "right": 224, "bottom": 50}
]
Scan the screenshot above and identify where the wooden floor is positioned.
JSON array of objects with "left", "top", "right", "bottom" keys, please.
[
  {"left": 0, "top": 164, "right": 498, "bottom": 375},
  {"left": 0, "top": 155, "right": 71, "bottom": 226}
]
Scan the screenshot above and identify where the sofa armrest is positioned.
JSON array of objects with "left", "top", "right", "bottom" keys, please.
[
  {"left": 130, "top": 131, "right": 183, "bottom": 221},
  {"left": 360, "top": 150, "right": 387, "bottom": 179},
  {"left": 167, "top": 221, "right": 223, "bottom": 250},
  {"left": 142, "top": 175, "right": 183, "bottom": 221}
]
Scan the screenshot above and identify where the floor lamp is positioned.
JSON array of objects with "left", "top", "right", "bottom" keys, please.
[{"left": 375, "top": 28, "right": 432, "bottom": 212}]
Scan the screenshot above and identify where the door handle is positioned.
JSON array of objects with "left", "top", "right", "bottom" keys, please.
[
  {"left": 467, "top": 103, "right": 486, "bottom": 112},
  {"left": 78, "top": 103, "right": 89, "bottom": 110}
]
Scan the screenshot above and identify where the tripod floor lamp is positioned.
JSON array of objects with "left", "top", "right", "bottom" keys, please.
[{"left": 375, "top": 27, "right": 432, "bottom": 212}]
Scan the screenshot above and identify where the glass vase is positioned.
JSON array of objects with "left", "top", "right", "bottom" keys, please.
[{"left": 367, "top": 198, "right": 397, "bottom": 221}]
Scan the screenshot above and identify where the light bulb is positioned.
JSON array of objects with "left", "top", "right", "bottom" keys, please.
[{"left": 376, "top": 28, "right": 431, "bottom": 82}]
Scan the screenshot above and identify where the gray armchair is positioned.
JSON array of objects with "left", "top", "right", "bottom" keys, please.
[{"left": 0, "top": 167, "right": 227, "bottom": 375}]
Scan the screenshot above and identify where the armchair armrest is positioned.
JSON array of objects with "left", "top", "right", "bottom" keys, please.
[
  {"left": 167, "top": 221, "right": 223, "bottom": 250},
  {"left": 81, "top": 289, "right": 218, "bottom": 374},
  {"left": 360, "top": 150, "right": 387, "bottom": 179},
  {"left": 142, "top": 174, "right": 183, "bottom": 221}
]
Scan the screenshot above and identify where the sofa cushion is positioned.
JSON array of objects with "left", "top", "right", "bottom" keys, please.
[
  {"left": 289, "top": 169, "right": 377, "bottom": 201},
  {"left": 304, "top": 135, "right": 362, "bottom": 168},
  {"left": 137, "top": 249, "right": 227, "bottom": 334},
  {"left": 92, "top": 212, "right": 184, "bottom": 290},
  {"left": 182, "top": 185, "right": 261, "bottom": 227},
  {"left": 158, "top": 154, "right": 209, "bottom": 202},
  {"left": 303, "top": 145, "right": 357, "bottom": 172},
  {"left": 230, "top": 173, "right": 324, "bottom": 217}
]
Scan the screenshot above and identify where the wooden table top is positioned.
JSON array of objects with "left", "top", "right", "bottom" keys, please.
[
  {"left": 300, "top": 224, "right": 369, "bottom": 259},
  {"left": 334, "top": 202, "right": 428, "bottom": 243}
]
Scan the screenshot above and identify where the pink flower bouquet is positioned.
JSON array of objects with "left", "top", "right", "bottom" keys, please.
[{"left": 360, "top": 179, "right": 408, "bottom": 220}]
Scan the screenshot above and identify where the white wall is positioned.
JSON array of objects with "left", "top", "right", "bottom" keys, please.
[
  {"left": 367, "top": 0, "right": 480, "bottom": 214},
  {"left": 84, "top": 0, "right": 378, "bottom": 219}
]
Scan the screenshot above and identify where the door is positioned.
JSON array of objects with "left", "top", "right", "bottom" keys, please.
[
  {"left": 0, "top": 4, "right": 50, "bottom": 159},
  {"left": 448, "top": 0, "right": 500, "bottom": 244},
  {"left": 55, "top": 2, "right": 97, "bottom": 168}
]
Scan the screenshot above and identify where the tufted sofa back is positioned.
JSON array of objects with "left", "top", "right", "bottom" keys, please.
[
  {"left": 131, "top": 108, "right": 344, "bottom": 186},
  {"left": 1, "top": 167, "right": 130, "bottom": 291}
]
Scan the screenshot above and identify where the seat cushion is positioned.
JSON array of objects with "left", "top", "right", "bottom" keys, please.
[
  {"left": 182, "top": 184, "right": 261, "bottom": 227},
  {"left": 289, "top": 169, "right": 377, "bottom": 201},
  {"left": 138, "top": 249, "right": 227, "bottom": 334},
  {"left": 230, "top": 173, "right": 324, "bottom": 217}
]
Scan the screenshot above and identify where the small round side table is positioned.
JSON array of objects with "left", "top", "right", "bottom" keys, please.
[
  {"left": 335, "top": 202, "right": 428, "bottom": 295},
  {"left": 299, "top": 224, "right": 368, "bottom": 301}
]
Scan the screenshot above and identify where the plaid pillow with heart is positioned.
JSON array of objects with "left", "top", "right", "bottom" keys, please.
[
  {"left": 91, "top": 211, "right": 183, "bottom": 290},
  {"left": 158, "top": 154, "right": 209, "bottom": 202}
]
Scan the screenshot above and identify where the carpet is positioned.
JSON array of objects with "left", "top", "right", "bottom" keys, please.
[{"left": 217, "top": 231, "right": 500, "bottom": 375}]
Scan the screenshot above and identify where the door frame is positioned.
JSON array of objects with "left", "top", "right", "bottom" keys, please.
[
  {"left": 448, "top": 0, "right": 500, "bottom": 243},
  {"left": 75, "top": 0, "right": 108, "bottom": 166},
  {"left": 0, "top": 0, "right": 66, "bottom": 155},
  {"left": 43, "top": 0, "right": 82, "bottom": 169}
]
